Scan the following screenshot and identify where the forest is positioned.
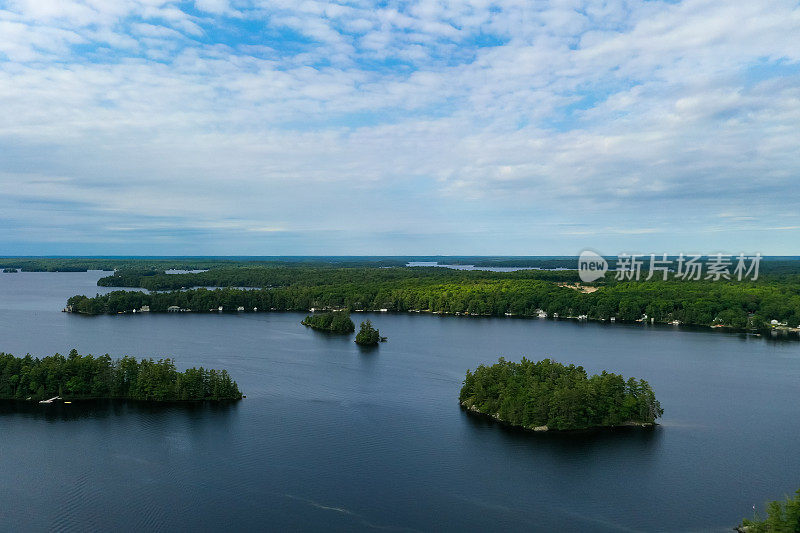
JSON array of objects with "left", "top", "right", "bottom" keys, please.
[
  {"left": 739, "top": 488, "right": 800, "bottom": 532},
  {"left": 94, "top": 264, "right": 577, "bottom": 290},
  {"left": 459, "top": 358, "right": 663, "bottom": 431},
  {"left": 0, "top": 350, "right": 242, "bottom": 401},
  {"left": 66, "top": 266, "right": 800, "bottom": 330},
  {"left": 302, "top": 311, "right": 355, "bottom": 334},
  {"left": 0, "top": 256, "right": 418, "bottom": 272}
]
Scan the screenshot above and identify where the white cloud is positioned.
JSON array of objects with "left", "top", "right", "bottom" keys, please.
[{"left": 1, "top": 0, "right": 799, "bottom": 253}]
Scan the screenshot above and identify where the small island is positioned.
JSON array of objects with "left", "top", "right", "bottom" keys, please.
[
  {"left": 0, "top": 350, "right": 242, "bottom": 402},
  {"left": 301, "top": 311, "right": 355, "bottom": 334},
  {"left": 459, "top": 357, "right": 662, "bottom": 432},
  {"left": 355, "top": 320, "right": 386, "bottom": 346}
]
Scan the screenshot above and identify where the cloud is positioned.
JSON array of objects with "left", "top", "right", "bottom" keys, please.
[{"left": 0, "top": 0, "right": 799, "bottom": 254}]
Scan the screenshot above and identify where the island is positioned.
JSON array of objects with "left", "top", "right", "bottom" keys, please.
[
  {"left": 355, "top": 320, "right": 386, "bottom": 345},
  {"left": 0, "top": 350, "right": 242, "bottom": 402},
  {"left": 459, "top": 357, "right": 662, "bottom": 431},
  {"left": 737, "top": 488, "right": 800, "bottom": 532},
  {"left": 301, "top": 311, "right": 355, "bottom": 334}
]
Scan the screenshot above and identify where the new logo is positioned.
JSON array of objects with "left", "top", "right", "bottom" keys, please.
[{"left": 578, "top": 250, "right": 608, "bottom": 282}]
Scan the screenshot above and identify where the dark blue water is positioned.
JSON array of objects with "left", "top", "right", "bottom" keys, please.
[{"left": 1, "top": 272, "right": 799, "bottom": 532}]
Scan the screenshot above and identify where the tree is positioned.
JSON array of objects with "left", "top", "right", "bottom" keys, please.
[{"left": 355, "top": 320, "right": 383, "bottom": 345}]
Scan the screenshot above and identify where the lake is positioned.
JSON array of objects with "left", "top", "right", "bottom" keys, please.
[{"left": 1, "top": 271, "right": 799, "bottom": 532}]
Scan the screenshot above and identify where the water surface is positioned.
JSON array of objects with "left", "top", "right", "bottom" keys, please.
[{"left": 1, "top": 272, "right": 799, "bottom": 532}]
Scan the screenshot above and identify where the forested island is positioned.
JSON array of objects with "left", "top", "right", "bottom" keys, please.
[
  {"left": 355, "top": 320, "right": 385, "bottom": 345},
  {"left": 738, "top": 488, "right": 800, "bottom": 532},
  {"left": 64, "top": 263, "right": 800, "bottom": 332},
  {"left": 302, "top": 311, "right": 355, "bottom": 334},
  {"left": 459, "top": 358, "right": 663, "bottom": 431},
  {"left": 0, "top": 350, "right": 242, "bottom": 402}
]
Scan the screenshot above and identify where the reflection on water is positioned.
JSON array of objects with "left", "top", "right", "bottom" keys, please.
[{"left": 0, "top": 399, "right": 240, "bottom": 421}]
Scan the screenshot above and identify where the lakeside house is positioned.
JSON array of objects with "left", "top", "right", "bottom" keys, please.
[{"left": 168, "top": 305, "right": 180, "bottom": 312}]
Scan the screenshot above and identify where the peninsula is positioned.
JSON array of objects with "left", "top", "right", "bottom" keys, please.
[{"left": 59, "top": 260, "right": 800, "bottom": 332}]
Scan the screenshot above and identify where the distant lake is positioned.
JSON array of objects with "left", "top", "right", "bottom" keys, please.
[
  {"left": 1, "top": 272, "right": 799, "bottom": 532},
  {"left": 406, "top": 261, "right": 569, "bottom": 272}
]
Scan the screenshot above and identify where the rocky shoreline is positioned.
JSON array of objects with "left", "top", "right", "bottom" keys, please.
[{"left": 459, "top": 400, "right": 656, "bottom": 433}]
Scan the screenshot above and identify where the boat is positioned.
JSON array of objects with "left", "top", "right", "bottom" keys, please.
[{"left": 39, "top": 396, "right": 61, "bottom": 404}]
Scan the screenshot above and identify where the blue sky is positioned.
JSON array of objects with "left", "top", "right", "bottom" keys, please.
[{"left": 1, "top": 0, "right": 799, "bottom": 256}]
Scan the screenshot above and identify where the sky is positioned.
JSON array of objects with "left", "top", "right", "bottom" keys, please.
[{"left": 1, "top": 0, "right": 799, "bottom": 256}]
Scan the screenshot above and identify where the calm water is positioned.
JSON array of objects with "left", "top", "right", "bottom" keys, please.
[{"left": 1, "top": 272, "right": 799, "bottom": 532}]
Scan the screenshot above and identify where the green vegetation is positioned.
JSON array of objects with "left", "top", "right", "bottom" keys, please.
[
  {"left": 459, "top": 358, "right": 663, "bottom": 431},
  {"left": 6, "top": 255, "right": 800, "bottom": 275},
  {"left": 0, "top": 350, "right": 242, "bottom": 402},
  {"left": 0, "top": 257, "right": 410, "bottom": 273},
  {"left": 95, "top": 264, "right": 576, "bottom": 290},
  {"left": 3, "top": 268, "right": 18, "bottom": 273},
  {"left": 302, "top": 311, "right": 355, "bottom": 334},
  {"left": 739, "top": 488, "right": 800, "bottom": 532},
  {"left": 355, "top": 320, "right": 385, "bottom": 345},
  {"left": 68, "top": 268, "right": 800, "bottom": 331}
]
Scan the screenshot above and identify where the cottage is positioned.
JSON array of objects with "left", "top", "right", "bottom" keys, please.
[{"left": 167, "top": 305, "right": 180, "bottom": 312}]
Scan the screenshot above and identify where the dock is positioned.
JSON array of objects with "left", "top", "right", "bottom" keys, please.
[{"left": 39, "top": 396, "right": 61, "bottom": 404}]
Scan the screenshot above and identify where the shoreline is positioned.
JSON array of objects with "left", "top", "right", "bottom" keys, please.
[
  {"left": 459, "top": 400, "right": 657, "bottom": 434},
  {"left": 63, "top": 305, "right": 793, "bottom": 337}
]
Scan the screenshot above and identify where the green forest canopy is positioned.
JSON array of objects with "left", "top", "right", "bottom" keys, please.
[
  {"left": 0, "top": 350, "right": 242, "bottom": 401},
  {"left": 739, "top": 488, "right": 800, "bottom": 532},
  {"left": 459, "top": 358, "right": 663, "bottom": 431},
  {"left": 302, "top": 311, "right": 355, "bottom": 334},
  {"left": 67, "top": 267, "right": 800, "bottom": 330}
]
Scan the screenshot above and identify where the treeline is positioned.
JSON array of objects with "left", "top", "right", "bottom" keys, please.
[
  {"left": 459, "top": 358, "right": 663, "bottom": 431},
  {"left": 96, "top": 265, "right": 579, "bottom": 290},
  {"left": 0, "top": 257, "right": 413, "bottom": 273},
  {"left": 0, "top": 350, "right": 242, "bottom": 401},
  {"left": 739, "top": 488, "right": 800, "bottom": 532},
  {"left": 4, "top": 256, "right": 800, "bottom": 276},
  {"left": 68, "top": 274, "right": 800, "bottom": 329},
  {"left": 302, "top": 311, "right": 355, "bottom": 334},
  {"left": 0, "top": 258, "right": 230, "bottom": 272}
]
